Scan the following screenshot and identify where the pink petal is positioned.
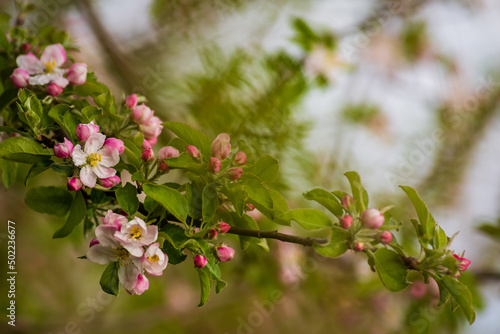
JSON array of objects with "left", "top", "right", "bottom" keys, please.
[
  {"left": 40, "top": 44, "right": 66, "bottom": 66},
  {"left": 16, "top": 52, "right": 43, "bottom": 74}
]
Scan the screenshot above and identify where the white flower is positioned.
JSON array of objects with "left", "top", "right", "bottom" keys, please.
[
  {"left": 142, "top": 243, "right": 168, "bottom": 276},
  {"left": 114, "top": 217, "right": 158, "bottom": 257},
  {"left": 16, "top": 44, "right": 69, "bottom": 88},
  {"left": 72, "top": 133, "right": 120, "bottom": 188}
]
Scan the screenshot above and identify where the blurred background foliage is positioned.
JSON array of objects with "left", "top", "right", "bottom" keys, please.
[{"left": 1, "top": 0, "right": 500, "bottom": 333}]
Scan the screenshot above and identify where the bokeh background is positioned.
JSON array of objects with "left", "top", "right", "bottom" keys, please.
[{"left": 1, "top": 0, "right": 500, "bottom": 333}]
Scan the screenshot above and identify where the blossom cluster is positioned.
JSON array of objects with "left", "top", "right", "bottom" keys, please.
[
  {"left": 125, "top": 94, "right": 163, "bottom": 146},
  {"left": 52, "top": 120, "right": 124, "bottom": 189},
  {"left": 87, "top": 210, "right": 168, "bottom": 295},
  {"left": 10, "top": 43, "right": 87, "bottom": 96}
]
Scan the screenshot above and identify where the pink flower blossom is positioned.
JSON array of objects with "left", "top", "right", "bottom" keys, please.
[
  {"left": 98, "top": 175, "right": 121, "bottom": 188},
  {"left": 194, "top": 255, "right": 207, "bottom": 268},
  {"left": 211, "top": 133, "right": 231, "bottom": 159},
  {"left": 76, "top": 120, "right": 100, "bottom": 142},
  {"left": 131, "top": 104, "right": 154, "bottom": 124},
  {"left": 141, "top": 147, "right": 154, "bottom": 162},
  {"left": 142, "top": 243, "right": 168, "bottom": 276},
  {"left": 209, "top": 157, "right": 221, "bottom": 173},
  {"left": 140, "top": 116, "right": 163, "bottom": 139},
  {"left": 186, "top": 145, "right": 200, "bottom": 159},
  {"left": 67, "top": 177, "right": 82, "bottom": 191},
  {"left": 125, "top": 94, "right": 138, "bottom": 109},
  {"left": 53, "top": 137, "right": 74, "bottom": 158},
  {"left": 47, "top": 83, "right": 63, "bottom": 96},
  {"left": 71, "top": 133, "right": 120, "bottom": 188},
  {"left": 159, "top": 146, "right": 180, "bottom": 160},
  {"left": 361, "top": 208, "right": 385, "bottom": 229},
  {"left": 453, "top": 254, "right": 471, "bottom": 272},
  {"left": 215, "top": 245, "right": 235, "bottom": 262},
  {"left": 114, "top": 217, "right": 158, "bottom": 257},
  {"left": 102, "top": 210, "right": 128, "bottom": 230},
  {"left": 127, "top": 273, "right": 149, "bottom": 295},
  {"left": 234, "top": 151, "right": 247, "bottom": 165},
  {"left": 217, "top": 222, "right": 231, "bottom": 233},
  {"left": 103, "top": 138, "right": 125, "bottom": 154},
  {"left": 66, "top": 63, "right": 87, "bottom": 85},
  {"left": 10, "top": 68, "right": 30, "bottom": 88}
]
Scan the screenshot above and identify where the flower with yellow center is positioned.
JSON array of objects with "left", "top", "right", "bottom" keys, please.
[
  {"left": 115, "top": 217, "right": 158, "bottom": 258},
  {"left": 142, "top": 243, "right": 168, "bottom": 276},
  {"left": 72, "top": 133, "right": 120, "bottom": 188}
]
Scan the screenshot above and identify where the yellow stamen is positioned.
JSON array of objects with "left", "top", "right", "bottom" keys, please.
[
  {"left": 87, "top": 153, "right": 102, "bottom": 167},
  {"left": 130, "top": 226, "right": 142, "bottom": 239},
  {"left": 148, "top": 254, "right": 159, "bottom": 263},
  {"left": 115, "top": 248, "right": 128, "bottom": 261},
  {"left": 44, "top": 59, "right": 57, "bottom": 73}
]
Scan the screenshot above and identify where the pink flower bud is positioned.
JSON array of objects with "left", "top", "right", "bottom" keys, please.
[
  {"left": 234, "top": 151, "right": 247, "bottom": 165},
  {"left": 47, "top": 83, "right": 63, "bottom": 96},
  {"left": 453, "top": 254, "right": 471, "bottom": 272},
  {"left": 98, "top": 175, "right": 121, "bottom": 188},
  {"left": 228, "top": 167, "right": 243, "bottom": 180},
  {"left": 158, "top": 163, "right": 169, "bottom": 173},
  {"left": 128, "top": 273, "right": 149, "bottom": 295},
  {"left": 339, "top": 215, "right": 352, "bottom": 229},
  {"left": 341, "top": 194, "right": 354, "bottom": 210},
  {"left": 76, "top": 120, "right": 99, "bottom": 142},
  {"left": 146, "top": 137, "right": 157, "bottom": 146},
  {"left": 353, "top": 241, "right": 364, "bottom": 252},
  {"left": 140, "top": 116, "right": 163, "bottom": 139},
  {"left": 89, "top": 238, "right": 99, "bottom": 247},
  {"left": 211, "top": 133, "right": 231, "bottom": 159},
  {"left": 194, "top": 255, "right": 208, "bottom": 268},
  {"left": 66, "top": 63, "right": 87, "bottom": 85},
  {"left": 125, "top": 94, "right": 138, "bottom": 109},
  {"left": 53, "top": 137, "right": 74, "bottom": 158},
  {"left": 67, "top": 177, "right": 82, "bottom": 191},
  {"left": 209, "top": 157, "right": 221, "bottom": 173},
  {"left": 186, "top": 145, "right": 201, "bottom": 159},
  {"left": 361, "top": 208, "right": 385, "bottom": 229},
  {"left": 131, "top": 103, "right": 154, "bottom": 124},
  {"left": 159, "top": 146, "right": 180, "bottom": 160},
  {"left": 10, "top": 68, "right": 30, "bottom": 88},
  {"left": 379, "top": 231, "right": 392, "bottom": 244},
  {"left": 141, "top": 147, "right": 154, "bottom": 162},
  {"left": 208, "top": 229, "right": 218, "bottom": 239},
  {"left": 215, "top": 245, "right": 235, "bottom": 262},
  {"left": 142, "top": 139, "right": 152, "bottom": 150},
  {"left": 246, "top": 203, "right": 255, "bottom": 211},
  {"left": 21, "top": 43, "right": 31, "bottom": 53},
  {"left": 410, "top": 281, "right": 428, "bottom": 299},
  {"left": 217, "top": 222, "right": 231, "bottom": 233},
  {"left": 103, "top": 137, "right": 125, "bottom": 154}
]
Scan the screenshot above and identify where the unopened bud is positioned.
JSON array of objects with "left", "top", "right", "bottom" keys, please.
[
  {"left": 67, "top": 177, "right": 82, "bottom": 191},
  {"left": 125, "top": 94, "right": 138, "bottom": 109},
  {"left": 361, "top": 208, "right": 385, "bottom": 229},
  {"left": 379, "top": 231, "right": 392, "bottom": 244},
  {"left": 98, "top": 175, "right": 121, "bottom": 188},
  {"left": 215, "top": 245, "right": 235, "bottom": 262},
  {"left": 339, "top": 215, "right": 353, "bottom": 229},
  {"left": 194, "top": 255, "right": 208, "bottom": 268},
  {"left": 211, "top": 133, "right": 231, "bottom": 159},
  {"left": 234, "top": 151, "right": 247, "bottom": 165},
  {"left": 53, "top": 137, "right": 74, "bottom": 158},
  {"left": 141, "top": 147, "right": 154, "bottom": 162},
  {"left": 186, "top": 145, "right": 201, "bottom": 159},
  {"left": 341, "top": 194, "right": 354, "bottom": 210},
  {"left": 209, "top": 157, "right": 221, "bottom": 173},
  {"left": 353, "top": 241, "right": 364, "bottom": 252},
  {"left": 228, "top": 167, "right": 243, "bottom": 180},
  {"left": 217, "top": 222, "right": 231, "bottom": 233},
  {"left": 208, "top": 229, "right": 218, "bottom": 239}
]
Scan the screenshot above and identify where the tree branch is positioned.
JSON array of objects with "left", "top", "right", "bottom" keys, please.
[{"left": 226, "top": 226, "right": 328, "bottom": 247}]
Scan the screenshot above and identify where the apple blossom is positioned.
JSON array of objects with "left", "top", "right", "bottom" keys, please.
[
  {"left": 353, "top": 241, "right": 364, "bottom": 252},
  {"left": 215, "top": 245, "right": 235, "bottom": 262},
  {"left": 217, "top": 222, "right": 231, "bottom": 233},
  {"left": 66, "top": 63, "right": 87, "bottom": 85},
  {"left": 453, "top": 254, "right": 471, "bottom": 272},
  {"left": 209, "top": 157, "right": 221, "bottom": 173},
  {"left": 379, "top": 231, "right": 392, "bottom": 244},
  {"left": 341, "top": 194, "right": 354, "bottom": 210},
  {"left": 131, "top": 104, "right": 154, "bottom": 124},
  {"left": 234, "top": 151, "right": 247, "bottom": 165},
  {"left": 9, "top": 68, "right": 30, "bottom": 88},
  {"left": 125, "top": 94, "right": 138, "bottom": 109},
  {"left": 67, "top": 177, "right": 82, "bottom": 191},
  {"left": 228, "top": 167, "right": 243, "bottom": 180},
  {"left": 361, "top": 208, "right": 385, "bottom": 229},
  {"left": 186, "top": 145, "right": 201, "bottom": 159},
  {"left": 339, "top": 215, "right": 353, "bottom": 229},
  {"left": 98, "top": 175, "right": 121, "bottom": 188},
  {"left": 208, "top": 229, "right": 218, "bottom": 239},
  {"left": 141, "top": 147, "right": 154, "bottom": 162},
  {"left": 127, "top": 273, "right": 149, "bottom": 295},
  {"left": 103, "top": 137, "right": 125, "bottom": 154},
  {"left": 89, "top": 237, "right": 99, "bottom": 247},
  {"left": 53, "top": 137, "right": 74, "bottom": 158},
  {"left": 211, "top": 133, "right": 231, "bottom": 159},
  {"left": 194, "top": 255, "right": 208, "bottom": 269},
  {"left": 114, "top": 217, "right": 158, "bottom": 257},
  {"left": 47, "top": 82, "right": 63, "bottom": 96},
  {"left": 76, "top": 120, "right": 100, "bottom": 142},
  {"left": 102, "top": 210, "right": 128, "bottom": 230},
  {"left": 159, "top": 146, "right": 180, "bottom": 160},
  {"left": 71, "top": 133, "right": 120, "bottom": 188},
  {"left": 142, "top": 243, "right": 168, "bottom": 276},
  {"left": 140, "top": 116, "right": 163, "bottom": 139}
]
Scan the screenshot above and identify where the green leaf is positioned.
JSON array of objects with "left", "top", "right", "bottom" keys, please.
[
  {"left": 143, "top": 183, "right": 188, "bottom": 223},
  {"left": 221, "top": 184, "right": 246, "bottom": 217},
  {"left": 48, "top": 104, "right": 79, "bottom": 141},
  {"left": 373, "top": 248, "right": 409, "bottom": 292},
  {"left": 197, "top": 266, "right": 212, "bottom": 307},
  {"left": 25, "top": 186, "right": 73, "bottom": 216},
  {"left": 161, "top": 242, "right": 187, "bottom": 265},
  {"left": 81, "top": 105, "right": 102, "bottom": 123},
  {"left": 202, "top": 183, "right": 219, "bottom": 223},
  {"left": 121, "top": 138, "right": 142, "bottom": 171},
  {"left": 0, "top": 159, "right": 18, "bottom": 189},
  {"left": 244, "top": 155, "right": 279, "bottom": 182},
  {"left": 24, "top": 160, "right": 53, "bottom": 186},
  {"left": 0, "top": 89, "right": 19, "bottom": 113},
  {"left": 400, "top": 186, "right": 436, "bottom": 245},
  {"left": 278, "top": 209, "right": 332, "bottom": 230},
  {"left": 268, "top": 189, "right": 289, "bottom": 214},
  {"left": 186, "top": 182, "right": 203, "bottom": 219},
  {"left": 90, "top": 188, "right": 113, "bottom": 204},
  {"left": 478, "top": 222, "right": 500, "bottom": 240},
  {"left": 94, "top": 91, "right": 122, "bottom": 122},
  {"left": 432, "top": 225, "right": 448, "bottom": 249},
  {"left": 99, "top": 261, "right": 120, "bottom": 296},
  {"left": 0, "top": 136, "right": 53, "bottom": 164},
  {"left": 303, "top": 188, "right": 343, "bottom": 218},
  {"left": 164, "top": 153, "right": 206, "bottom": 173},
  {"left": 53, "top": 190, "right": 86, "bottom": 238},
  {"left": 344, "top": 171, "right": 369, "bottom": 212},
  {"left": 51, "top": 163, "right": 74, "bottom": 177},
  {"left": 115, "top": 183, "right": 139, "bottom": 215},
  {"left": 216, "top": 279, "right": 227, "bottom": 294},
  {"left": 313, "top": 227, "right": 348, "bottom": 257},
  {"left": 242, "top": 178, "right": 273, "bottom": 210},
  {"left": 163, "top": 121, "right": 212, "bottom": 159},
  {"left": 16, "top": 89, "right": 43, "bottom": 134},
  {"left": 439, "top": 276, "right": 476, "bottom": 324}
]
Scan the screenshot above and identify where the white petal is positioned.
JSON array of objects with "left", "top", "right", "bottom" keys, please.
[
  {"left": 92, "top": 165, "right": 116, "bottom": 179},
  {"left": 96, "top": 225, "right": 120, "bottom": 248},
  {"left": 84, "top": 133, "right": 105, "bottom": 154},
  {"left": 141, "top": 225, "right": 158, "bottom": 245},
  {"left": 28, "top": 74, "right": 51, "bottom": 86},
  {"left": 51, "top": 75, "right": 69, "bottom": 88},
  {"left": 122, "top": 242, "right": 145, "bottom": 258},
  {"left": 16, "top": 53, "right": 43, "bottom": 74},
  {"left": 71, "top": 144, "right": 87, "bottom": 166},
  {"left": 40, "top": 44, "right": 66, "bottom": 66},
  {"left": 98, "top": 148, "right": 120, "bottom": 167},
  {"left": 118, "top": 262, "right": 140, "bottom": 290},
  {"left": 86, "top": 245, "right": 115, "bottom": 265},
  {"left": 80, "top": 165, "right": 97, "bottom": 188}
]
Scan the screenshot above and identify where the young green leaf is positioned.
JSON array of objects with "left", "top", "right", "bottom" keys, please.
[
  {"left": 143, "top": 183, "right": 188, "bottom": 223},
  {"left": 344, "top": 171, "right": 369, "bottom": 212},
  {"left": 373, "top": 248, "right": 409, "bottom": 292},
  {"left": 313, "top": 227, "right": 348, "bottom": 257},
  {"left": 278, "top": 209, "right": 332, "bottom": 230},
  {"left": 99, "top": 261, "right": 120, "bottom": 296},
  {"left": 0, "top": 159, "right": 18, "bottom": 189},
  {"left": 163, "top": 121, "right": 212, "bottom": 159},
  {"left": 115, "top": 182, "right": 139, "bottom": 215},
  {"left": 202, "top": 183, "right": 219, "bottom": 223},
  {"left": 400, "top": 186, "right": 436, "bottom": 245},
  {"left": 244, "top": 154, "right": 279, "bottom": 182},
  {"left": 53, "top": 190, "right": 86, "bottom": 238},
  {"left": 303, "top": 188, "right": 343, "bottom": 218}
]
